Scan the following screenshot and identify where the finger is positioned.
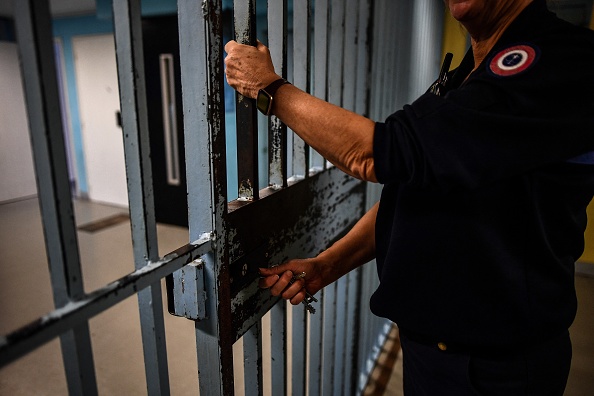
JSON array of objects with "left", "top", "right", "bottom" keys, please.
[
  {"left": 290, "top": 290, "right": 306, "bottom": 305},
  {"left": 256, "top": 40, "right": 269, "bottom": 53},
  {"left": 258, "top": 275, "right": 279, "bottom": 289},
  {"left": 259, "top": 264, "right": 295, "bottom": 277},
  {"left": 224, "top": 40, "right": 238, "bottom": 54},
  {"left": 281, "top": 279, "right": 305, "bottom": 300},
  {"left": 270, "top": 270, "right": 294, "bottom": 297}
]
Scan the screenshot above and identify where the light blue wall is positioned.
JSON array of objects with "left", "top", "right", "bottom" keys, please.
[{"left": 52, "top": 15, "right": 114, "bottom": 195}]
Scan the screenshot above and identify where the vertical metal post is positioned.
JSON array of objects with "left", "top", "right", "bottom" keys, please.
[
  {"left": 234, "top": 0, "right": 260, "bottom": 200},
  {"left": 112, "top": 1, "right": 170, "bottom": 394},
  {"left": 268, "top": 0, "right": 288, "bottom": 190},
  {"left": 312, "top": 0, "right": 329, "bottom": 171},
  {"left": 309, "top": 1, "right": 329, "bottom": 393},
  {"left": 14, "top": 1, "right": 98, "bottom": 394},
  {"left": 178, "top": 1, "right": 234, "bottom": 395},
  {"left": 291, "top": 0, "right": 311, "bottom": 179},
  {"left": 368, "top": 0, "right": 382, "bottom": 120},
  {"left": 327, "top": 1, "right": 349, "bottom": 394},
  {"left": 243, "top": 321, "right": 264, "bottom": 395},
  {"left": 270, "top": 302, "right": 287, "bottom": 395},
  {"left": 342, "top": 0, "right": 358, "bottom": 113},
  {"left": 290, "top": 1, "right": 312, "bottom": 394},
  {"left": 267, "top": 1, "right": 289, "bottom": 394},
  {"left": 355, "top": 0, "right": 372, "bottom": 118},
  {"left": 340, "top": 2, "right": 361, "bottom": 390}
]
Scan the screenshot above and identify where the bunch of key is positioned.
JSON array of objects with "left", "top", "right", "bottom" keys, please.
[{"left": 288, "top": 272, "right": 318, "bottom": 314}]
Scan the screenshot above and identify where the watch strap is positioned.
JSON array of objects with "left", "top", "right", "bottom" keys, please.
[
  {"left": 257, "top": 78, "right": 290, "bottom": 116},
  {"left": 262, "top": 78, "right": 290, "bottom": 97}
]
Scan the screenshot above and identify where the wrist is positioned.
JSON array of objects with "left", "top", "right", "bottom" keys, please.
[{"left": 256, "top": 77, "right": 291, "bottom": 116}]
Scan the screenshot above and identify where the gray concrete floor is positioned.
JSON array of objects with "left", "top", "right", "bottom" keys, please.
[{"left": 0, "top": 198, "right": 201, "bottom": 395}]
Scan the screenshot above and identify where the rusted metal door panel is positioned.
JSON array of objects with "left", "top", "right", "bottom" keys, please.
[
  {"left": 168, "top": 1, "right": 372, "bottom": 394},
  {"left": 227, "top": 169, "right": 366, "bottom": 339}
]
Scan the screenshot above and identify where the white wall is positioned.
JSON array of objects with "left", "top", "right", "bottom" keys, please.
[
  {"left": 73, "top": 34, "right": 128, "bottom": 207},
  {"left": 0, "top": 42, "right": 37, "bottom": 203}
]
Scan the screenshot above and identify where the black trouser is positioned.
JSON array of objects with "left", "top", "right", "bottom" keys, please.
[{"left": 399, "top": 330, "right": 572, "bottom": 395}]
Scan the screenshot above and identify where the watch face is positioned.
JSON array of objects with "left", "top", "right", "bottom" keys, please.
[{"left": 257, "top": 90, "right": 272, "bottom": 115}]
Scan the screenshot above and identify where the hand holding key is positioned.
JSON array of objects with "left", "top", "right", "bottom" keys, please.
[{"left": 259, "top": 257, "right": 328, "bottom": 311}]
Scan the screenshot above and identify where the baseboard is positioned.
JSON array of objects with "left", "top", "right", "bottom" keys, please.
[{"left": 0, "top": 194, "right": 38, "bottom": 206}]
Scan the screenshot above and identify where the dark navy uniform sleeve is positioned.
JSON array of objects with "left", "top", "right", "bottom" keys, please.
[{"left": 374, "top": 30, "right": 594, "bottom": 191}]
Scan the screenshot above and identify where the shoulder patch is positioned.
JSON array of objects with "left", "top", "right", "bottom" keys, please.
[{"left": 488, "top": 44, "right": 539, "bottom": 77}]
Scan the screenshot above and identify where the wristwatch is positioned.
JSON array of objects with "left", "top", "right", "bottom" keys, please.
[{"left": 256, "top": 78, "right": 291, "bottom": 116}]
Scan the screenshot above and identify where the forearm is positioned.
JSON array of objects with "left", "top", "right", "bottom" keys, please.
[
  {"left": 317, "top": 202, "right": 378, "bottom": 282},
  {"left": 224, "top": 40, "right": 377, "bottom": 182},
  {"left": 271, "top": 84, "right": 377, "bottom": 182}
]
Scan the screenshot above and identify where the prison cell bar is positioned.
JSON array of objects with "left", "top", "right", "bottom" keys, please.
[
  {"left": 111, "top": 1, "right": 172, "bottom": 394},
  {"left": 234, "top": 0, "right": 259, "bottom": 201},
  {"left": 0, "top": 240, "right": 212, "bottom": 366},
  {"left": 290, "top": 0, "right": 311, "bottom": 395},
  {"left": 12, "top": 1, "right": 97, "bottom": 394},
  {"left": 267, "top": 1, "right": 289, "bottom": 395},
  {"left": 177, "top": 0, "right": 235, "bottom": 395},
  {"left": 327, "top": 1, "right": 349, "bottom": 394},
  {"left": 342, "top": 0, "right": 364, "bottom": 392},
  {"left": 290, "top": 1, "right": 311, "bottom": 180},
  {"left": 309, "top": 1, "right": 330, "bottom": 393},
  {"left": 267, "top": 0, "right": 288, "bottom": 191}
]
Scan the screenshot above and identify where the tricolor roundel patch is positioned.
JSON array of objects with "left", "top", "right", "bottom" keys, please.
[{"left": 489, "top": 44, "right": 539, "bottom": 77}]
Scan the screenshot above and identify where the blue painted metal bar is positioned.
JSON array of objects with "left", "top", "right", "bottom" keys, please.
[
  {"left": 342, "top": 0, "right": 372, "bottom": 391},
  {"left": 234, "top": 0, "right": 259, "bottom": 200},
  {"left": 291, "top": 304, "right": 307, "bottom": 396},
  {"left": 13, "top": 1, "right": 97, "bottom": 394},
  {"left": 0, "top": 239, "right": 212, "bottom": 368},
  {"left": 327, "top": 1, "right": 349, "bottom": 393},
  {"left": 290, "top": 1, "right": 312, "bottom": 393},
  {"left": 328, "top": 0, "right": 345, "bottom": 107},
  {"left": 243, "top": 321, "right": 264, "bottom": 395},
  {"left": 112, "top": 1, "right": 170, "bottom": 394},
  {"left": 270, "top": 301, "right": 287, "bottom": 395},
  {"left": 355, "top": 0, "right": 372, "bottom": 118},
  {"left": 267, "top": 1, "right": 289, "bottom": 394},
  {"left": 321, "top": 283, "right": 338, "bottom": 395},
  {"left": 177, "top": 0, "right": 234, "bottom": 395},
  {"left": 342, "top": 0, "right": 358, "bottom": 113},
  {"left": 268, "top": 0, "right": 288, "bottom": 189},
  {"left": 308, "top": 287, "right": 324, "bottom": 396},
  {"left": 312, "top": 0, "right": 329, "bottom": 171},
  {"left": 291, "top": 0, "right": 311, "bottom": 179},
  {"left": 312, "top": 1, "right": 339, "bottom": 393},
  {"left": 308, "top": 2, "right": 329, "bottom": 393}
]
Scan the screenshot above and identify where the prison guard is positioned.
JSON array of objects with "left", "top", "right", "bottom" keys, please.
[{"left": 370, "top": 0, "right": 594, "bottom": 351}]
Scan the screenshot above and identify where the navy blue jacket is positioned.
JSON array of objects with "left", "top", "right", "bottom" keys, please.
[{"left": 371, "top": 0, "right": 594, "bottom": 350}]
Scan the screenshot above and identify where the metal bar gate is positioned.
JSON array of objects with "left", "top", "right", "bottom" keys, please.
[{"left": 0, "top": 0, "right": 444, "bottom": 394}]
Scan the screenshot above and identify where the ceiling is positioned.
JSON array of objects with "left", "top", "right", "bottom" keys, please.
[
  {"left": 0, "top": 0, "right": 592, "bottom": 27},
  {"left": 0, "top": 0, "right": 96, "bottom": 18}
]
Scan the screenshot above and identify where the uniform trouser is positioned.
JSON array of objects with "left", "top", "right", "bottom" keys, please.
[{"left": 399, "top": 330, "right": 572, "bottom": 396}]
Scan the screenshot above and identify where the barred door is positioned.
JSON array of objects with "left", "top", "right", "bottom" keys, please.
[{"left": 167, "top": 1, "right": 373, "bottom": 394}]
